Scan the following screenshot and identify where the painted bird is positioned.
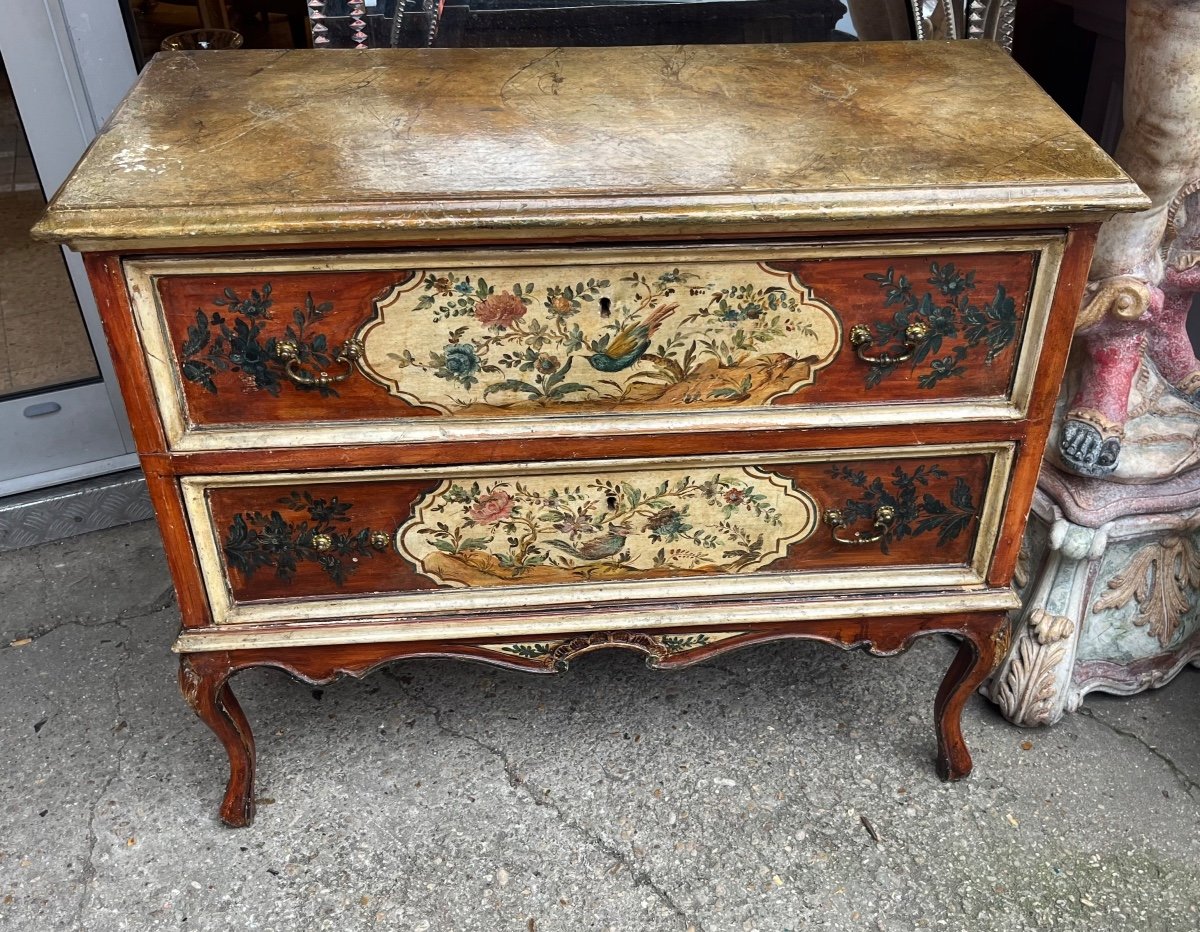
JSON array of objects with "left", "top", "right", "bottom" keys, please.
[
  {"left": 545, "top": 525, "right": 632, "bottom": 562},
  {"left": 586, "top": 303, "right": 679, "bottom": 372}
]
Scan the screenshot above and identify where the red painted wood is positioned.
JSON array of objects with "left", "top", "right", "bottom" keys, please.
[
  {"left": 151, "top": 248, "right": 1038, "bottom": 431},
  {"left": 203, "top": 452, "right": 993, "bottom": 604},
  {"left": 985, "top": 225, "right": 1099, "bottom": 586},
  {"left": 144, "top": 418, "right": 1029, "bottom": 475},
  {"left": 76, "top": 221, "right": 1099, "bottom": 825}
]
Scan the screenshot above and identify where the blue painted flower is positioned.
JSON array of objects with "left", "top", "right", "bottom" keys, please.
[
  {"left": 644, "top": 507, "right": 691, "bottom": 543},
  {"left": 443, "top": 344, "right": 479, "bottom": 378}
]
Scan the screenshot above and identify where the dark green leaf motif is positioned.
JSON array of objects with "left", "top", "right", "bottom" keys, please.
[
  {"left": 223, "top": 491, "right": 380, "bottom": 586},
  {"left": 859, "top": 263, "right": 1019, "bottom": 389},
  {"left": 827, "top": 465, "right": 977, "bottom": 554},
  {"left": 500, "top": 643, "right": 554, "bottom": 659},
  {"left": 179, "top": 284, "right": 343, "bottom": 398},
  {"left": 660, "top": 634, "right": 712, "bottom": 653}
]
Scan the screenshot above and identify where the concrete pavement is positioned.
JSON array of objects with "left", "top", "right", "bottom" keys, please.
[{"left": 2, "top": 521, "right": 1197, "bottom": 931}]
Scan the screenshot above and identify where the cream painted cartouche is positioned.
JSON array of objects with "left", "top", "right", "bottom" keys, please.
[{"left": 357, "top": 259, "right": 840, "bottom": 416}]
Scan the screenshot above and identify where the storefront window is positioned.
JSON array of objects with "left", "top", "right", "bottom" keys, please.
[
  {"left": 121, "top": 0, "right": 852, "bottom": 65},
  {"left": 0, "top": 54, "right": 99, "bottom": 399}
]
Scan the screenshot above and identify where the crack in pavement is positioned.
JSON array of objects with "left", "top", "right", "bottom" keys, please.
[
  {"left": 75, "top": 621, "right": 136, "bottom": 928},
  {"left": 385, "top": 672, "right": 699, "bottom": 932},
  {"left": 1079, "top": 706, "right": 1199, "bottom": 799},
  {"left": 1, "top": 587, "right": 176, "bottom": 653}
]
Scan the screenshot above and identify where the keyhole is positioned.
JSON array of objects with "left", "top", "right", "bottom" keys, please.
[
  {"left": 599, "top": 297, "right": 612, "bottom": 318},
  {"left": 606, "top": 494, "right": 618, "bottom": 511}
]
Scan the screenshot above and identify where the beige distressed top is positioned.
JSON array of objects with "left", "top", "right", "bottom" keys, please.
[{"left": 36, "top": 41, "right": 1144, "bottom": 249}]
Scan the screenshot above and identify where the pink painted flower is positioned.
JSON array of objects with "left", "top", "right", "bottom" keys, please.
[
  {"left": 468, "top": 489, "right": 514, "bottom": 524},
  {"left": 548, "top": 295, "right": 574, "bottom": 316},
  {"left": 724, "top": 488, "right": 746, "bottom": 506},
  {"left": 473, "top": 292, "right": 527, "bottom": 329}
]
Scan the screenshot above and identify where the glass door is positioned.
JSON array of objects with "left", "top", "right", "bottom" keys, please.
[
  {"left": 0, "top": 0, "right": 856, "bottom": 499},
  {"left": 0, "top": 0, "right": 139, "bottom": 496}
]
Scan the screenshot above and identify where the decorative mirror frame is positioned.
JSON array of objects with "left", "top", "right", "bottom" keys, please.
[{"left": 909, "top": 0, "right": 1017, "bottom": 51}]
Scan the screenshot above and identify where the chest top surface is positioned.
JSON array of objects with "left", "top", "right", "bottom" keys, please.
[{"left": 36, "top": 42, "right": 1143, "bottom": 248}]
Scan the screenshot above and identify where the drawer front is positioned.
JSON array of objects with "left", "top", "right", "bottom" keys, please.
[
  {"left": 182, "top": 443, "right": 1013, "bottom": 626},
  {"left": 128, "top": 237, "right": 1063, "bottom": 452}
]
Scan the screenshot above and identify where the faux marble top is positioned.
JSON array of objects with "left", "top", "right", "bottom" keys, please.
[{"left": 36, "top": 42, "right": 1145, "bottom": 248}]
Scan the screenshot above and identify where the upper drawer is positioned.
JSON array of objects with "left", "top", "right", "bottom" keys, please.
[{"left": 125, "top": 236, "right": 1064, "bottom": 452}]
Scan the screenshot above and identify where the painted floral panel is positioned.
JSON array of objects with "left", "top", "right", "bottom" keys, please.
[
  {"left": 397, "top": 466, "right": 818, "bottom": 588},
  {"left": 355, "top": 261, "right": 841, "bottom": 416}
]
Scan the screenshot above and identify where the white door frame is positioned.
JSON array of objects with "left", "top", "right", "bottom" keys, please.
[{"left": 0, "top": 0, "right": 139, "bottom": 496}]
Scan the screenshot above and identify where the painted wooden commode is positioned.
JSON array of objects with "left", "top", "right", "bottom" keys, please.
[{"left": 35, "top": 42, "right": 1144, "bottom": 825}]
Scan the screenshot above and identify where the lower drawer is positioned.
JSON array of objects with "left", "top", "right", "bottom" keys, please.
[{"left": 182, "top": 443, "right": 1013, "bottom": 627}]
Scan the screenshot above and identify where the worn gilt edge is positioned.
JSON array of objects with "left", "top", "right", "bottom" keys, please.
[
  {"left": 166, "top": 400, "right": 1028, "bottom": 454},
  {"left": 170, "top": 589, "right": 1022, "bottom": 653},
  {"left": 34, "top": 182, "right": 1148, "bottom": 250}
]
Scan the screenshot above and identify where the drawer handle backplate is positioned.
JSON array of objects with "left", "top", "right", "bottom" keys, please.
[
  {"left": 275, "top": 338, "right": 364, "bottom": 388},
  {"left": 848, "top": 321, "right": 929, "bottom": 366},
  {"left": 310, "top": 530, "right": 393, "bottom": 553},
  {"left": 823, "top": 505, "right": 896, "bottom": 545}
]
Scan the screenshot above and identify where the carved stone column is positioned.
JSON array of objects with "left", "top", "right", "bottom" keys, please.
[
  {"left": 991, "top": 478, "right": 1200, "bottom": 725},
  {"left": 987, "top": 0, "right": 1200, "bottom": 725}
]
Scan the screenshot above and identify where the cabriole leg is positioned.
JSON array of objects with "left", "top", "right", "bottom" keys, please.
[
  {"left": 179, "top": 653, "right": 256, "bottom": 827},
  {"left": 933, "top": 621, "right": 1001, "bottom": 781}
]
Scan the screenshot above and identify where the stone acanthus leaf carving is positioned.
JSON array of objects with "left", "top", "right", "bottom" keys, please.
[
  {"left": 1030, "top": 608, "right": 1075, "bottom": 645},
  {"left": 993, "top": 609, "right": 1072, "bottom": 726},
  {"left": 1093, "top": 536, "right": 1200, "bottom": 647}
]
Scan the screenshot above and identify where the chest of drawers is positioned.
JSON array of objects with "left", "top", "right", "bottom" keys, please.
[{"left": 36, "top": 42, "right": 1143, "bottom": 825}]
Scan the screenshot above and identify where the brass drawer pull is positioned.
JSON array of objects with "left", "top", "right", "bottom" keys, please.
[
  {"left": 824, "top": 505, "right": 896, "bottom": 545},
  {"left": 848, "top": 321, "right": 929, "bottom": 366},
  {"left": 309, "top": 530, "right": 393, "bottom": 553},
  {"left": 275, "top": 338, "right": 364, "bottom": 387}
]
